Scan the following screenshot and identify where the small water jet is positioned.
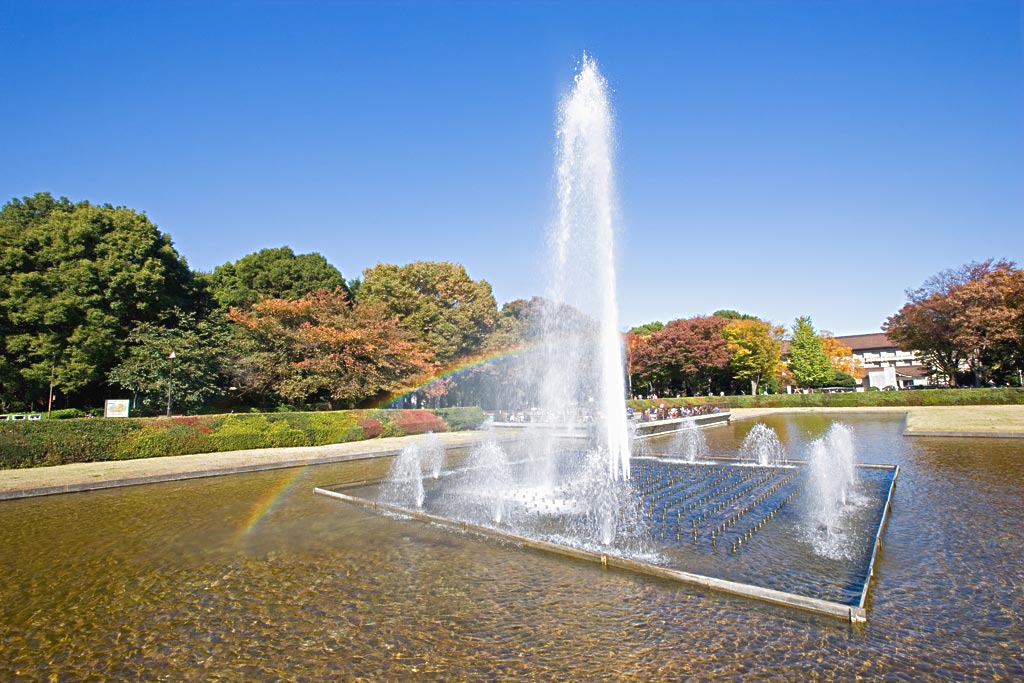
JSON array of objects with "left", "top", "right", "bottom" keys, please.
[
  {"left": 805, "top": 422, "right": 859, "bottom": 559},
  {"left": 740, "top": 423, "right": 786, "bottom": 466},
  {"left": 673, "top": 419, "right": 709, "bottom": 462},
  {"left": 381, "top": 441, "right": 426, "bottom": 509},
  {"left": 419, "top": 432, "right": 446, "bottom": 480}
]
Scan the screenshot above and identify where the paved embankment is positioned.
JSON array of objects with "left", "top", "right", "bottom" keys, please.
[
  {"left": 0, "top": 430, "right": 500, "bottom": 501},
  {"left": 731, "top": 405, "right": 1024, "bottom": 438}
]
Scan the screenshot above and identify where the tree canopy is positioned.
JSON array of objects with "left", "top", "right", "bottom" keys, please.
[
  {"left": 630, "top": 316, "right": 731, "bottom": 396},
  {"left": 884, "top": 260, "right": 1023, "bottom": 386},
  {"left": 723, "top": 318, "right": 785, "bottom": 395},
  {"left": 229, "top": 289, "right": 433, "bottom": 408},
  {"left": 208, "top": 246, "right": 346, "bottom": 310},
  {"left": 0, "top": 193, "right": 196, "bottom": 409},
  {"left": 787, "top": 316, "right": 833, "bottom": 388},
  {"left": 357, "top": 261, "right": 498, "bottom": 363}
]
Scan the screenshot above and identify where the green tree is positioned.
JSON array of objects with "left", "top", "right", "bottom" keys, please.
[
  {"left": 787, "top": 316, "right": 833, "bottom": 389},
  {"left": 723, "top": 318, "right": 784, "bottom": 395},
  {"left": 0, "top": 193, "right": 197, "bottom": 409},
  {"left": 628, "top": 321, "right": 664, "bottom": 336},
  {"left": 208, "top": 246, "right": 346, "bottom": 310},
  {"left": 357, "top": 261, "right": 498, "bottom": 363},
  {"left": 108, "top": 312, "right": 230, "bottom": 415},
  {"left": 712, "top": 309, "right": 760, "bottom": 321}
]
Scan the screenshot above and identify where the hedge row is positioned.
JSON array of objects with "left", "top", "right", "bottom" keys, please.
[
  {"left": 0, "top": 407, "right": 487, "bottom": 469},
  {"left": 627, "top": 387, "right": 1024, "bottom": 411}
]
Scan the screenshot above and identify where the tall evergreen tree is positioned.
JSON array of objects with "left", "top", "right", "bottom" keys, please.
[{"left": 788, "top": 316, "right": 833, "bottom": 389}]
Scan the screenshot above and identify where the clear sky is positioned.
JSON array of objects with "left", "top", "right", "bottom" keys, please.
[{"left": 3, "top": 0, "right": 1022, "bottom": 336}]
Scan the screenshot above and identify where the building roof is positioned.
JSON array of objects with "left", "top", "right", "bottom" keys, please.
[
  {"left": 835, "top": 332, "right": 898, "bottom": 352},
  {"left": 894, "top": 364, "right": 933, "bottom": 378}
]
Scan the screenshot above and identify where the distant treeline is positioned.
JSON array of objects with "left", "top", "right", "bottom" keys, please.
[{"left": 2, "top": 193, "right": 1021, "bottom": 415}]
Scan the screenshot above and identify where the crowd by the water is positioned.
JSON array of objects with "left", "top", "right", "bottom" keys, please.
[
  {"left": 494, "top": 403, "right": 723, "bottom": 424},
  {"left": 628, "top": 404, "right": 722, "bottom": 422}
]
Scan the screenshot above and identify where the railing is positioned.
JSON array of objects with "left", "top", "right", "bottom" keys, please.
[{"left": 1, "top": 413, "right": 43, "bottom": 421}]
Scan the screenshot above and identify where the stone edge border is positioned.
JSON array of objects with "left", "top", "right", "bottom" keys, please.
[
  {"left": 903, "top": 430, "right": 1024, "bottom": 438},
  {"left": 316, "top": 461, "right": 900, "bottom": 624},
  {"left": 0, "top": 448, "right": 406, "bottom": 501}
]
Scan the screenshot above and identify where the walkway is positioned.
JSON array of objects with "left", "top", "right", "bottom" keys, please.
[{"left": 0, "top": 430, "right": 501, "bottom": 501}]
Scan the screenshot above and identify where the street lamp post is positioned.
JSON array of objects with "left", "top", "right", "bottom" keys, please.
[{"left": 166, "top": 351, "right": 176, "bottom": 417}]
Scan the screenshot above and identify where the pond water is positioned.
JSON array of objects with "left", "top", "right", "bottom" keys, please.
[{"left": 1, "top": 414, "right": 1022, "bottom": 681}]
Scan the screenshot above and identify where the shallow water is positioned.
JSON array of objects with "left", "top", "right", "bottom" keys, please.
[{"left": 1, "top": 414, "right": 1022, "bottom": 681}]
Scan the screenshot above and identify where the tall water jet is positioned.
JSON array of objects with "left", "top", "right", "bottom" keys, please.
[
  {"left": 538, "top": 55, "right": 630, "bottom": 483},
  {"left": 740, "top": 423, "right": 785, "bottom": 466}
]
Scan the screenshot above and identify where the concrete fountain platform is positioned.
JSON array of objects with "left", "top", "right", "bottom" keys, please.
[{"left": 316, "top": 458, "right": 899, "bottom": 623}]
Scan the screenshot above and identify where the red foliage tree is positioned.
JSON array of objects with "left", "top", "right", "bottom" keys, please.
[
  {"left": 229, "top": 289, "right": 434, "bottom": 407},
  {"left": 629, "top": 316, "right": 731, "bottom": 396},
  {"left": 885, "top": 260, "right": 1024, "bottom": 386}
]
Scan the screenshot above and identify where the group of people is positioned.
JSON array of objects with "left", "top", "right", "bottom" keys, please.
[{"left": 627, "top": 403, "right": 722, "bottom": 422}]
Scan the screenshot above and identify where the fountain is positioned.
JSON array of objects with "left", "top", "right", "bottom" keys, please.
[
  {"left": 380, "top": 440, "right": 426, "bottom": 509},
  {"left": 321, "top": 58, "right": 898, "bottom": 622},
  {"left": 740, "top": 423, "right": 786, "bottom": 466},
  {"left": 674, "top": 418, "right": 709, "bottom": 462},
  {"left": 804, "top": 422, "right": 860, "bottom": 559}
]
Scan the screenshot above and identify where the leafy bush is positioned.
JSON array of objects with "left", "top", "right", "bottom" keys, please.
[
  {"left": 390, "top": 409, "right": 448, "bottom": 435},
  {"left": 357, "top": 418, "right": 382, "bottom": 438},
  {"left": 433, "top": 407, "right": 487, "bottom": 431},
  {"left": 47, "top": 408, "right": 86, "bottom": 420}
]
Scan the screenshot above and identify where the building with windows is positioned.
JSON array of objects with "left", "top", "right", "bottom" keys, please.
[{"left": 835, "top": 333, "right": 937, "bottom": 389}]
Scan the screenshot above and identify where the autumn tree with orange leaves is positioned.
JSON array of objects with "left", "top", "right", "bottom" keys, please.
[
  {"left": 884, "top": 260, "right": 1024, "bottom": 386},
  {"left": 228, "top": 289, "right": 434, "bottom": 408}
]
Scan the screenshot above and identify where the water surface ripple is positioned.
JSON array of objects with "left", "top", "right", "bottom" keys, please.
[{"left": 1, "top": 415, "right": 1021, "bottom": 681}]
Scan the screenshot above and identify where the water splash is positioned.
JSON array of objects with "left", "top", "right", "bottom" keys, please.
[
  {"left": 380, "top": 441, "right": 426, "bottom": 509},
  {"left": 674, "top": 419, "right": 708, "bottom": 462},
  {"left": 805, "top": 422, "right": 858, "bottom": 559},
  {"left": 740, "top": 423, "right": 785, "bottom": 466}
]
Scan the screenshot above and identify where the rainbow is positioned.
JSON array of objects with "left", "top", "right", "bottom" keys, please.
[
  {"left": 369, "top": 343, "right": 542, "bottom": 409},
  {"left": 238, "top": 466, "right": 309, "bottom": 538}
]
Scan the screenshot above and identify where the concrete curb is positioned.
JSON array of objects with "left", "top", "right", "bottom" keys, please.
[
  {"left": 0, "top": 430, "right": 506, "bottom": 501},
  {"left": 903, "top": 430, "right": 1024, "bottom": 439}
]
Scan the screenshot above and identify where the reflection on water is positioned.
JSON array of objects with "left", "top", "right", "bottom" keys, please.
[{"left": 1, "top": 415, "right": 1022, "bottom": 681}]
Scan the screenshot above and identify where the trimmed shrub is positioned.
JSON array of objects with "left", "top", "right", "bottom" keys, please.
[
  {"left": 113, "top": 416, "right": 222, "bottom": 459},
  {"left": 0, "top": 419, "right": 140, "bottom": 468},
  {"left": 47, "top": 408, "right": 86, "bottom": 420},
  {"left": 390, "top": 409, "right": 448, "bottom": 435},
  {"left": 433, "top": 407, "right": 487, "bottom": 431},
  {"left": 357, "top": 418, "right": 382, "bottom": 438},
  {"left": 625, "top": 387, "right": 1024, "bottom": 410}
]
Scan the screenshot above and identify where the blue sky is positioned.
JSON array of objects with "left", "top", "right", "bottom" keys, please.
[{"left": 3, "top": 0, "right": 1022, "bottom": 336}]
